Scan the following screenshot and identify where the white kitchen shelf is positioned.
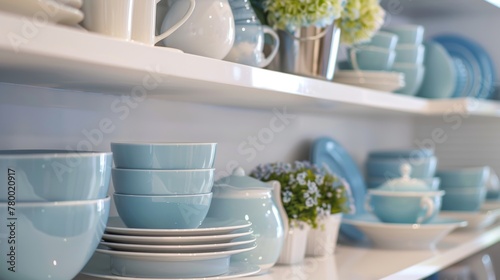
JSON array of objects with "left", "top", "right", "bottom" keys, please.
[
  {"left": 244, "top": 223, "right": 500, "bottom": 280},
  {"left": 1, "top": 12, "right": 500, "bottom": 118}
]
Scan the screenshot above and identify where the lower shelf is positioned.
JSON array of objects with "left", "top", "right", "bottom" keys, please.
[{"left": 244, "top": 223, "right": 500, "bottom": 280}]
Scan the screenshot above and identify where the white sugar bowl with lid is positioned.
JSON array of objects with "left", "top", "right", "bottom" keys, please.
[
  {"left": 378, "top": 164, "right": 440, "bottom": 192},
  {"left": 366, "top": 164, "right": 445, "bottom": 223}
]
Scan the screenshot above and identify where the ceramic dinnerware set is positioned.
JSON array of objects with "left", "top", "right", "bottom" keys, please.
[
  {"left": 0, "top": 150, "right": 112, "bottom": 280},
  {"left": 82, "top": 142, "right": 261, "bottom": 279}
]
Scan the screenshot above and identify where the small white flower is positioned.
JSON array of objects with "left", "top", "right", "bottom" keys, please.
[
  {"left": 307, "top": 180, "right": 318, "bottom": 194},
  {"left": 315, "top": 174, "right": 324, "bottom": 185},
  {"left": 297, "top": 172, "right": 307, "bottom": 185},
  {"left": 283, "top": 190, "right": 293, "bottom": 203},
  {"left": 305, "top": 197, "right": 315, "bottom": 208}
]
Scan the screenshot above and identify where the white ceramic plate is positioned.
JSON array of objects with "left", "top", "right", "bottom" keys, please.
[
  {"left": 79, "top": 252, "right": 261, "bottom": 280},
  {"left": 101, "top": 229, "right": 254, "bottom": 245},
  {"left": 440, "top": 205, "right": 500, "bottom": 230},
  {"left": 0, "top": 0, "right": 84, "bottom": 25},
  {"left": 105, "top": 216, "right": 252, "bottom": 237},
  {"left": 100, "top": 236, "right": 257, "bottom": 253},
  {"left": 96, "top": 245, "right": 257, "bottom": 262},
  {"left": 335, "top": 70, "right": 405, "bottom": 82},
  {"left": 333, "top": 79, "right": 404, "bottom": 92},
  {"left": 342, "top": 214, "right": 467, "bottom": 250}
]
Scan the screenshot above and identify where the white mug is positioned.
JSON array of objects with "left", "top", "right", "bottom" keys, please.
[
  {"left": 132, "top": 0, "right": 195, "bottom": 45},
  {"left": 81, "top": 0, "right": 195, "bottom": 45},
  {"left": 81, "top": 0, "right": 134, "bottom": 40}
]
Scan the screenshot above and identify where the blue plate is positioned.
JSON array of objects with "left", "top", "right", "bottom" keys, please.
[
  {"left": 432, "top": 35, "right": 496, "bottom": 99},
  {"left": 416, "top": 41, "right": 456, "bottom": 99},
  {"left": 310, "top": 137, "right": 367, "bottom": 241}
]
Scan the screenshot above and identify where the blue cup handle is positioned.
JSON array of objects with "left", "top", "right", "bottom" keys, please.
[{"left": 364, "top": 194, "right": 373, "bottom": 214}]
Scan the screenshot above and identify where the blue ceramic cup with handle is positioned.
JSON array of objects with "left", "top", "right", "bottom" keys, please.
[{"left": 366, "top": 189, "right": 444, "bottom": 223}]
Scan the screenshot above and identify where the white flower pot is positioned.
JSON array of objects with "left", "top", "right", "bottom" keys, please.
[
  {"left": 306, "top": 213, "right": 342, "bottom": 256},
  {"left": 277, "top": 222, "right": 311, "bottom": 265}
]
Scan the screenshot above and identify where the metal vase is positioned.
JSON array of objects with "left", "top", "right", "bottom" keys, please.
[{"left": 268, "top": 24, "right": 341, "bottom": 80}]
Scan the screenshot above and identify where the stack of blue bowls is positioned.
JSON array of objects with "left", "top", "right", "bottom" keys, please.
[
  {"left": 365, "top": 148, "right": 439, "bottom": 189},
  {"left": 0, "top": 150, "right": 112, "bottom": 280},
  {"left": 437, "top": 166, "right": 490, "bottom": 211},
  {"left": 110, "top": 142, "right": 217, "bottom": 229},
  {"left": 382, "top": 25, "right": 426, "bottom": 96}
]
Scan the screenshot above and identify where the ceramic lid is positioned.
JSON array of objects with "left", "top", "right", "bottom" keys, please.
[
  {"left": 379, "top": 163, "right": 430, "bottom": 191},
  {"left": 214, "top": 167, "right": 270, "bottom": 190}
]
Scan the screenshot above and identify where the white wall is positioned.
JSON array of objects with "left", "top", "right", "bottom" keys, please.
[{"left": 0, "top": 82, "right": 415, "bottom": 214}]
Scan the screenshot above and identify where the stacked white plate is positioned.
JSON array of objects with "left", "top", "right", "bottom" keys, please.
[
  {"left": 79, "top": 216, "right": 261, "bottom": 280},
  {"left": 334, "top": 70, "right": 405, "bottom": 92},
  {"left": 0, "top": 0, "right": 83, "bottom": 26}
]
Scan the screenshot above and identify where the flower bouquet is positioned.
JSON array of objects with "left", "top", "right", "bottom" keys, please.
[{"left": 250, "top": 160, "right": 351, "bottom": 262}]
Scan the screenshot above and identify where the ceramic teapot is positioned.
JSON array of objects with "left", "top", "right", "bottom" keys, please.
[{"left": 207, "top": 167, "right": 288, "bottom": 272}]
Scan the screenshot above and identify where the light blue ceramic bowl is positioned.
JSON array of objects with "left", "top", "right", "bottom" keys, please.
[
  {"left": 359, "top": 31, "right": 399, "bottom": 49},
  {"left": 368, "top": 148, "right": 434, "bottom": 160},
  {"left": 382, "top": 25, "right": 425, "bottom": 45},
  {"left": 112, "top": 168, "right": 215, "bottom": 195},
  {"left": 114, "top": 193, "right": 212, "bottom": 229},
  {"left": 0, "top": 150, "right": 112, "bottom": 202},
  {"left": 347, "top": 46, "right": 396, "bottom": 71},
  {"left": 437, "top": 166, "right": 490, "bottom": 189},
  {"left": 367, "top": 177, "right": 440, "bottom": 190},
  {"left": 111, "top": 142, "right": 217, "bottom": 170},
  {"left": 367, "top": 190, "right": 444, "bottom": 223},
  {"left": 0, "top": 197, "right": 110, "bottom": 280},
  {"left": 365, "top": 156, "right": 438, "bottom": 179},
  {"left": 392, "top": 63, "right": 425, "bottom": 96},
  {"left": 395, "top": 44, "right": 425, "bottom": 64},
  {"left": 441, "top": 187, "right": 486, "bottom": 211}
]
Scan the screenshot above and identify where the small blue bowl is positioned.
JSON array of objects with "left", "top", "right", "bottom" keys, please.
[
  {"left": 0, "top": 197, "right": 110, "bottom": 280},
  {"left": 347, "top": 46, "right": 396, "bottom": 71},
  {"left": 392, "top": 63, "right": 426, "bottom": 96},
  {"left": 112, "top": 168, "right": 215, "bottom": 195},
  {"left": 358, "top": 31, "right": 399, "bottom": 49},
  {"left": 111, "top": 142, "right": 217, "bottom": 170},
  {"left": 114, "top": 193, "right": 212, "bottom": 229},
  {"left": 441, "top": 187, "right": 486, "bottom": 211},
  {"left": 382, "top": 25, "right": 425, "bottom": 45},
  {"left": 367, "top": 190, "right": 444, "bottom": 223},
  {"left": 0, "top": 150, "right": 112, "bottom": 202},
  {"left": 437, "top": 166, "right": 490, "bottom": 189},
  {"left": 365, "top": 156, "right": 438, "bottom": 179}
]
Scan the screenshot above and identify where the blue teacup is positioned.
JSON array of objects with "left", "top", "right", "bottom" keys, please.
[
  {"left": 441, "top": 187, "right": 486, "bottom": 211},
  {"left": 366, "top": 190, "right": 444, "bottom": 223},
  {"left": 437, "top": 166, "right": 490, "bottom": 189},
  {"left": 347, "top": 46, "right": 396, "bottom": 71}
]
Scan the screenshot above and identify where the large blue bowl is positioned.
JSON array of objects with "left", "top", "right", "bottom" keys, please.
[
  {"left": 114, "top": 193, "right": 212, "bottom": 229},
  {"left": 111, "top": 142, "right": 217, "bottom": 170},
  {"left": 112, "top": 168, "right": 215, "bottom": 195},
  {"left": 0, "top": 150, "right": 112, "bottom": 202},
  {"left": 0, "top": 197, "right": 110, "bottom": 280},
  {"left": 441, "top": 187, "right": 486, "bottom": 211}
]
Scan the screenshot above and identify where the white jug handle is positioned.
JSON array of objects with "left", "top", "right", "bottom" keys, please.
[
  {"left": 270, "top": 180, "right": 289, "bottom": 236},
  {"left": 155, "top": 0, "right": 195, "bottom": 43},
  {"left": 258, "top": 26, "right": 280, "bottom": 68},
  {"left": 417, "top": 196, "right": 434, "bottom": 224}
]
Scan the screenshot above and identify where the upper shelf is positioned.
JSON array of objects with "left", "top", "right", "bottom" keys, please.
[{"left": 1, "top": 12, "right": 500, "bottom": 118}]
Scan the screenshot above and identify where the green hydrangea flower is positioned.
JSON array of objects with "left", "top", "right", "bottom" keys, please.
[{"left": 335, "top": 0, "right": 385, "bottom": 45}]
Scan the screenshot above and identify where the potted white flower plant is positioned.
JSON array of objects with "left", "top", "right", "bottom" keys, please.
[{"left": 250, "top": 161, "right": 351, "bottom": 263}]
